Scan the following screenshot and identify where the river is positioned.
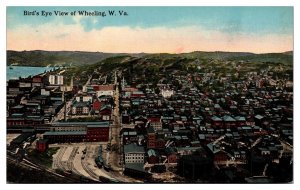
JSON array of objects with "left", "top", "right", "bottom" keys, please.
[{"left": 7, "top": 66, "right": 56, "bottom": 80}]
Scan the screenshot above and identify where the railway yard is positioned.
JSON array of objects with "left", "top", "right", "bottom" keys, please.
[{"left": 7, "top": 138, "right": 140, "bottom": 183}]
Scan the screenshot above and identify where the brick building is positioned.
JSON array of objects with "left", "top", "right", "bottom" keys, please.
[
  {"left": 147, "top": 126, "right": 156, "bottom": 149},
  {"left": 43, "top": 122, "right": 110, "bottom": 143},
  {"left": 36, "top": 139, "right": 48, "bottom": 152}
]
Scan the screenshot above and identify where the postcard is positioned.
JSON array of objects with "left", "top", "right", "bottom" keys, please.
[{"left": 6, "top": 6, "right": 293, "bottom": 184}]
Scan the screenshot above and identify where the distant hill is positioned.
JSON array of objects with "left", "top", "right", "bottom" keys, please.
[
  {"left": 227, "top": 52, "right": 293, "bottom": 65},
  {"left": 183, "top": 51, "right": 255, "bottom": 60},
  {"left": 283, "top": 51, "right": 293, "bottom": 56},
  {"left": 7, "top": 50, "right": 135, "bottom": 67},
  {"left": 7, "top": 50, "right": 293, "bottom": 67}
]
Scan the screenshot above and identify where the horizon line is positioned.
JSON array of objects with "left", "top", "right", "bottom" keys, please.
[{"left": 7, "top": 49, "right": 294, "bottom": 55}]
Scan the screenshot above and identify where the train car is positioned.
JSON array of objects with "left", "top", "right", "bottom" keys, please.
[{"left": 95, "top": 157, "right": 104, "bottom": 168}]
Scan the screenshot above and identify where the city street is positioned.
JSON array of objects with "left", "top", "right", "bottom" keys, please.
[
  {"left": 52, "top": 98, "right": 73, "bottom": 122},
  {"left": 107, "top": 74, "right": 122, "bottom": 172}
]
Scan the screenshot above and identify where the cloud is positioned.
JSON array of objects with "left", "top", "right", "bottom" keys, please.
[{"left": 7, "top": 22, "right": 293, "bottom": 53}]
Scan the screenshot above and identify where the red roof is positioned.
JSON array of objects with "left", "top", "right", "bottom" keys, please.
[
  {"left": 122, "top": 87, "right": 138, "bottom": 92},
  {"left": 148, "top": 117, "right": 161, "bottom": 123},
  {"left": 92, "top": 85, "right": 114, "bottom": 91}
]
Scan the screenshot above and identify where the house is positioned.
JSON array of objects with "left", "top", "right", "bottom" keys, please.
[
  {"left": 148, "top": 117, "right": 162, "bottom": 131},
  {"left": 93, "top": 85, "right": 115, "bottom": 97},
  {"left": 131, "top": 91, "right": 145, "bottom": 98},
  {"left": 25, "top": 115, "right": 44, "bottom": 125},
  {"left": 193, "top": 116, "right": 203, "bottom": 125},
  {"left": 254, "top": 114, "right": 265, "bottom": 126},
  {"left": 198, "top": 134, "right": 206, "bottom": 143},
  {"left": 32, "top": 75, "right": 46, "bottom": 87},
  {"left": 123, "top": 130, "right": 138, "bottom": 144},
  {"left": 25, "top": 102, "right": 41, "bottom": 115},
  {"left": 32, "top": 75, "right": 44, "bottom": 83},
  {"left": 99, "top": 104, "right": 112, "bottom": 115},
  {"left": 124, "top": 143, "right": 145, "bottom": 164},
  {"left": 75, "top": 94, "right": 93, "bottom": 103},
  {"left": 147, "top": 149, "right": 158, "bottom": 164},
  {"left": 71, "top": 101, "right": 90, "bottom": 115},
  {"left": 9, "top": 104, "right": 25, "bottom": 116},
  {"left": 165, "top": 147, "right": 178, "bottom": 163},
  {"left": 133, "top": 116, "right": 147, "bottom": 127},
  {"left": 206, "top": 143, "right": 231, "bottom": 164},
  {"left": 98, "top": 95, "right": 113, "bottom": 103},
  {"left": 122, "top": 112, "right": 131, "bottom": 124},
  {"left": 92, "top": 99, "right": 102, "bottom": 113},
  {"left": 177, "top": 147, "right": 203, "bottom": 156},
  {"left": 211, "top": 116, "right": 222, "bottom": 128},
  {"left": 223, "top": 115, "right": 237, "bottom": 128},
  {"left": 235, "top": 116, "right": 247, "bottom": 126},
  {"left": 190, "top": 140, "right": 201, "bottom": 147},
  {"left": 155, "top": 138, "right": 165, "bottom": 149}
]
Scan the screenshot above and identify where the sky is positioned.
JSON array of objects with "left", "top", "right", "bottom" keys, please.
[{"left": 7, "top": 6, "right": 293, "bottom": 53}]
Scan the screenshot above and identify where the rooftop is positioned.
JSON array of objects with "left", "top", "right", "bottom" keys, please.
[
  {"left": 223, "top": 115, "right": 236, "bottom": 122},
  {"left": 43, "top": 131, "right": 87, "bottom": 136},
  {"left": 124, "top": 143, "right": 145, "bottom": 154},
  {"left": 124, "top": 163, "right": 146, "bottom": 173},
  {"left": 53, "top": 121, "right": 110, "bottom": 127},
  {"left": 207, "top": 143, "right": 222, "bottom": 154},
  {"left": 147, "top": 149, "right": 156, "bottom": 157}
]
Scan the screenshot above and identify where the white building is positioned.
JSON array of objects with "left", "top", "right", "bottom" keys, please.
[
  {"left": 75, "top": 94, "right": 93, "bottom": 102},
  {"left": 57, "top": 75, "right": 63, "bottom": 85},
  {"left": 161, "top": 89, "right": 174, "bottom": 98},
  {"left": 83, "top": 107, "right": 89, "bottom": 114},
  {"left": 71, "top": 107, "right": 77, "bottom": 115},
  {"left": 148, "top": 117, "right": 162, "bottom": 131},
  {"left": 49, "top": 75, "right": 55, "bottom": 85},
  {"left": 124, "top": 143, "right": 145, "bottom": 164},
  {"left": 41, "top": 88, "right": 50, "bottom": 96},
  {"left": 49, "top": 75, "right": 64, "bottom": 85},
  {"left": 95, "top": 85, "right": 115, "bottom": 97},
  {"left": 71, "top": 101, "right": 90, "bottom": 115}
]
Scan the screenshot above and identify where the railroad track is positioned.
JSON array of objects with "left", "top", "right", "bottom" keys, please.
[
  {"left": 7, "top": 155, "right": 67, "bottom": 179},
  {"left": 68, "top": 147, "right": 80, "bottom": 175},
  {"left": 8, "top": 151, "right": 100, "bottom": 183},
  {"left": 53, "top": 147, "right": 67, "bottom": 169},
  {"left": 7, "top": 156, "right": 42, "bottom": 171},
  {"left": 81, "top": 158, "right": 98, "bottom": 180},
  {"left": 66, "top": 147, "right": 77, "bottom": 170},
  {"left": 81, "top": 146, "right": 99, "bottom": 180}
]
